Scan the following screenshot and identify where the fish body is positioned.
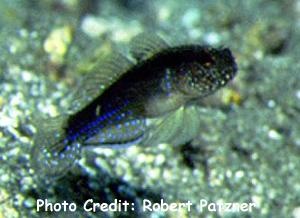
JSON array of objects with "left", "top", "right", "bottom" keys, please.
[{"left": 31, "top": 33, "right": 237, "bottom": 178}]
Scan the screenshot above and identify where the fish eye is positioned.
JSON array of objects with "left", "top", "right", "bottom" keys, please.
[{"left": 198, "top": 49, "right": 216, "bottom": 67}]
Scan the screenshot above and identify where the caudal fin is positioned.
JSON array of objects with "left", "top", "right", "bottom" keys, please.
[{"left": 30, "top": 116, "right": 81, "bottom": 180}]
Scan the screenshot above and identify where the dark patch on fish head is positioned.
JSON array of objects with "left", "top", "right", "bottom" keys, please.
[{"left": 176, "top": 47, "right": 237, "bottom": 98}]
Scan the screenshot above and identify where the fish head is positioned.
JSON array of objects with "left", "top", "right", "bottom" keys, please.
[{"left": 176, "top": 46, "right": 238, "bottom": 98}]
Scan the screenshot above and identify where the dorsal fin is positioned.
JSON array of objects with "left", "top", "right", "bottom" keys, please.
[
  {"left": 130, "top": 32, "right": 170, "bottom": 61},
  {"left": 70, "top": 52, "right": 134, "bottom": 112}
]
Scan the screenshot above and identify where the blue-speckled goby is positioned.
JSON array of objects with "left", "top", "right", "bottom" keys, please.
[{"left": 31, "top": 33, "right": 238, "bottom": 178}]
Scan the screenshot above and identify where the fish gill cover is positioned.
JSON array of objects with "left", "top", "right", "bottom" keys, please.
[{"left": 31, "top": 32, "right": 237, "bottom": 179}]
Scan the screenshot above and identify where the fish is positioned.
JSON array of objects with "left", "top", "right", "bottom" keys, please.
[{"left": 30, "top": 33, "right": 238, "bottom": 179}]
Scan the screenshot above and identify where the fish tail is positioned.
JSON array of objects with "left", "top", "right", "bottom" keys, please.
[{"left": 30, "top": 116, "right": 81, "bottom": 179}]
